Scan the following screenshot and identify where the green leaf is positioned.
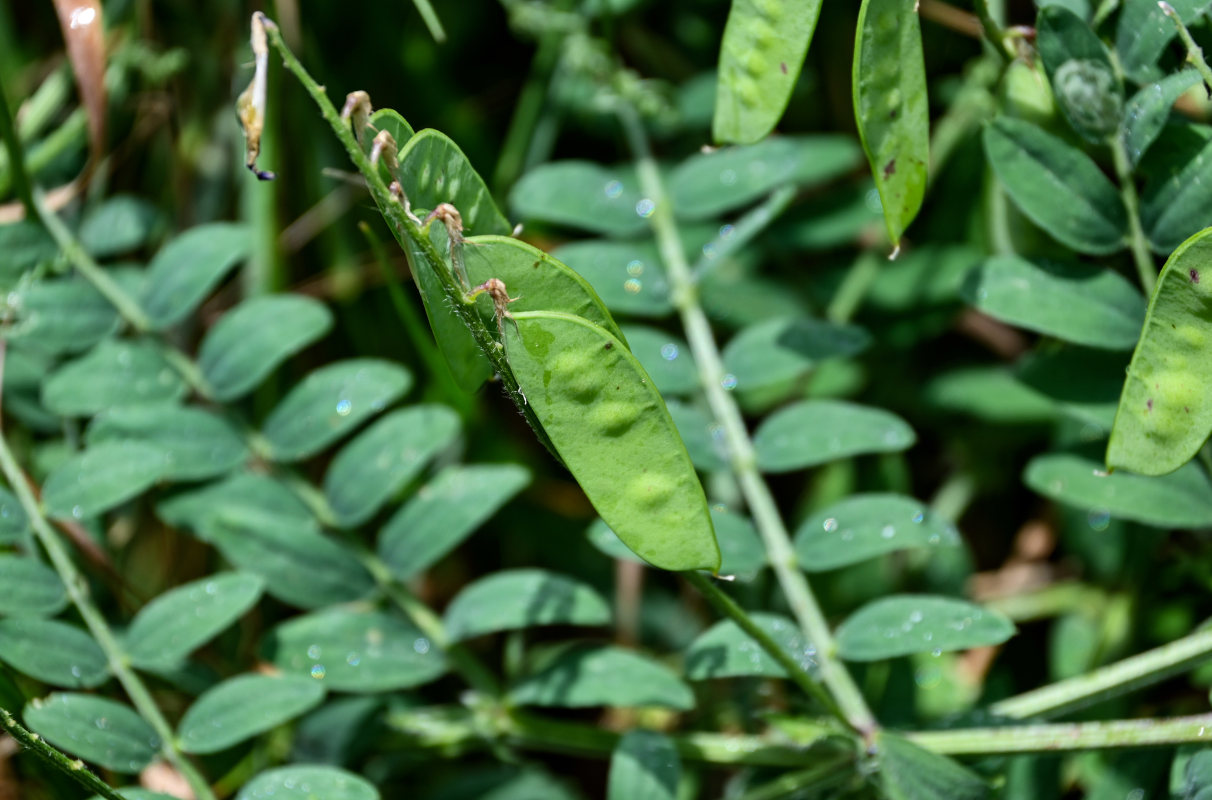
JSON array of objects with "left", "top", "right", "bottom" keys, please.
[
  {"left": 961, "top": 256, "right": 1144, "bottom": 350},
  {"left": 510, "top": 645, "right": 694, "bottom": 710},
  {"left": 1116, "top": 0, "right": 1212, "bottom": 82},
  {"left": 607, "top": 730, "right": 680, "bottom": 800},
  {"left": 397, "top": 129, "right": 510, "bottom": 235},
  {"left": 9, "top": 276, "right": 120, "bottom": 354},
  {"left": 853, "top": 0, "right": 930, "bottom": 244},
  {"left": 197, "top": 294, "right": 333, "bottom": 401},
  {"left": 139, "top": 223, "right": 249, "bottom": 329},
  {"left": 666, "top": 401, "right": 727, "bottom": 472},
  {"left": 0, "top": 617, "right": 109, "bottom": 688},
  {"left": 1140, "top": 131, "right": 1212, "bottom": 253},
  {"left": 379, "top": 464, "right": 529, "bottom": 579},
  {"left": 510, "top": 162, "right": 649, "bottom": 236},
  {"left": 235, "top": 766, "right": 379, "bottom": 800},
  {"left": 618, "top": 324, "right": 697, "bottom": 395},
  {"left": 0, "top": 485, "right": 29, "bottom": 544},
  {"left": 1017, "top": 346, "right": 1126, "bottom": 430},
  {"left": 124, "top": 572, "right": 264, "bottom": 668},
  {"left": 1109, "top": 228, "right": 1212, "bottom": 474},
  {"left": 264, "top": 608, "right": 448, "bottom": 692},
  {"left": 878, "top": 731, "right": 989, "bottom": 800},
  {"left": 323, "top": 405, "right": 459, "bottom": 528},
  {"left": 551, "top": 239, "right": 673, "bottom": 317},
  {"left": 261, "top": 359, "right": 411, "bottom": 462},
  {"left": 444, "top": 569, "right": 611, "bottom": 641},
  {"left": 669, "top": 136, "right": 860, "bottom": 219},
  {"left": 1036, "top": 5, "right": 1122, "bottom": 142},
  {"left": 42, "top": 339, "right": 188, "bottom": 417},
  {"left": 463, "top": 234, "right": 625, "bottom": 340},
  {"left": 1025, "top": 452, "right": 1212, "bottom": 527},
  {"left": 157, "top": 471, "right": 313, "bottom": 538},
  {"left": 753, "top": 399, "right": 915, "bottom": 473},
  {"left": 923, "top": 367, "right": 1057, "bottom": 424},
  {"left": 585, "top": 507, "right": 764, "bottom": 576},
  {"left": 722, "top": 317, "right": 870, "bottom": 392},
  {"left": 794, "top": 493, "right": 960, "bottom": 571},
  {"left": 983, "top": 117, "right": 1126, "bottom": 255},
  {"left": 685, "top": 613, "right": 812, "bottom": 679},
  {"left": 0, "top": 555, "right": 67, "bottom": 616},
  {"left": 1122, "top": 70, "right": 1202, "bottom": 166},
  {"left": 207, "top": 507, "right": 374, "bottom": 609},
  {"left": 42, "top": 441, "right": 169, "bottom": 521},
  {"left": 78, "top": 195, "right": 161, "bottom": 257},
  {"left": 85, "top": 404, "right": 249, "bottom": 482},
  {"left": 178, "top": 674, "right": 325, "bottom": 754},
  {"left": 713, "top": 0, "right": 822, "bottom": 144},
  {"left": 23, "top": 693, "right": 159, "bottom": 773},
  {"left": 404, "top": 225, "right": 493, "bottom": 393},
  {"left": 0, "top": 219, "right": 57, "bottom": 276},
  {"left": 836, "top": 595, "right": 1015, "bottom": 661},
  {"left": 505, "top": 311, "right": 720, "bottom": 572}
]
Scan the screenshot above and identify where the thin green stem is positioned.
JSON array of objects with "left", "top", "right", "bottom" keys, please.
[
  {"left": 0, "top": 707, "right": 125, "bottom": 800},
  {"left": 411, "top": 0, "right": 447, "bottom": 43},
  {"left": 691, "top": 185, "right": 797, "bottom": 279},
  {"left": 908, "top": 712, "right": 1212, "bottom": 754},
  {"left": 826, "top": 250, "right": 882, "bottom": 324},
  {"left": 361, "top": 553, "right": 502, "bottom": 698},
  {"left": 0, "top": 65, "right": 36, "bottom": 219},
  {"left": 1161, "top": 1, "right": 1212, "bottom": 95},
  {"left": 616, "top": 105, "right": 877, "bottom": 737},
  {"left": 0, "top": 434, "right": 217, "bottom": 800},
  {"left": 990, "top": 625, "right": 1212, "bottom": 720},
  {"left": 683, "top": 572, "right": 842, "bottom": 718},
  {"left": 33, "top": 191, "right": 154, "bottom": 332},
  {"left": 1110, "top": 136, "right": 1157, "bottom": 296}
]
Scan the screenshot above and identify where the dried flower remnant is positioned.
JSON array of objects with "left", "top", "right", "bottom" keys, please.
[{"left": 236, "top": 12, "right": 275, "bottom": 180}]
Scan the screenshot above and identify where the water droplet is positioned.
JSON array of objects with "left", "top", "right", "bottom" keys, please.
[
  {"left": 701, "top": 242, "right": 719, "bottom": 260},
  {"left": 720, "top": 374, "right": 738, "bottom": 390},
  {"left": 931, "top": 648, "right": 942, "bottom": 657},
  {"left": 909, "top": 610, "right": 923, "bottom": 623},
  {"left": 623, "top": 278, "right": 642, "bottom": 294},
  {"left": 346, "top": 652, "right": 361, "bottom": 667},
  {"left": 660, "top": 343, "right": 679, "bottom": 361},
  {"left": 912, "top": 511, "right": 925, "bottom": 524},
  {"left": 604, "top": 180, "right": 623, "bottom": 199},
  {"left": 626, "top": 259, "right": 644, "bottom": 276},
  {"left": 307, "top": 645, "right": 322, "bottom": 659},
  {"left": 310, "top": 664, "right": 326, "bottom": 679},
  {"left": 1087, "top": 508, "right": 1111, "bottom": 531},
  {"left": 635, "top": 198, "right": 655, "bottom": 218},
  {"left": 719, "top": 224, "right": 735, "bottom": 239},
  {"left": 864, "top": 188, "right": 883, "bottom": 213},
  {"left": 71, "top": 505, "right": 83, "bottom": 519},
  {"left": 336, "top": 398, "right": 352, "bottom": 416},
  {"left": 823, "top": 517, "right": 838, "bottom": 533},
  {"left": 719, "top": 169, "right": 737, "bottom": 186},
  {"left": 413, "top": 637, "right": 431, "bottom": 655},
  {"left": 880, "top": 525, "right": 895, "bottom": 539}
]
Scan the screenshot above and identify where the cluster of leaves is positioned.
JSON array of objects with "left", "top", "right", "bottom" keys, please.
[{"left": 6, "top": 0, "right": 1212, "bottom": 798}]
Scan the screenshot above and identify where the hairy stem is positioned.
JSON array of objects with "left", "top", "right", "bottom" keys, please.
[
  {"left": 683, "top": 572, "right": 843, "bottom": 717},
  {"left": 1110, "top": 135, "right": 1157, "bottom": 295},
  {"left": 0, "top": 434, "right": 217, "bottom": 800},
  {"left": 1161, "top": 1, "right": 1212, "bottom": 94},
  {"left": 0, "top": 708, "right": 125, "bottom": 800},
  {"left": 909, "top": 712, "right": 1212, "bottom": 754},
  {"left": 990, "top": 625, "right": 1212, "bottom": 720},
  {"left": 616, "top": 105, "right": 877, "bottom": 736}
]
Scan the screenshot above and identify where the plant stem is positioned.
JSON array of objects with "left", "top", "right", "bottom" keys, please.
[
  {"left": 388, "top": 704, "right": 849, "bottom": 767},
  {"left": 691, "top": 185, "right": 796, "bottom": 279},
  {"left": 734, "top": 757, "right": 855, "bottom": 800},
  {"left": 0, "top": 707, "right": 125, "bottom": 800},
  {"left": 990, "top": 625, "right": 1212, "bottom": 720},
  {"left": 361, "top": 553, "right": 502, "bottom": 697},
  {"left": 0, "top": 67, "right": 34, "bottom": 219},
  {"left": 908, "top": 712, "right": 1212, "bottom": 754},
  {"left": 683, "top": 572, "right": 843, "bottom": 718},
  {"left": 1110, "top": 136, "right": 1157, "bottom": 296},
  {"left": 0, "top": 433, "right": 217, "bottom": 800},
  {"left": 826, "top": 249, "right": 882, "bottom": 324},
  {"left": 33, "top": 191, "right": 154, "bottom": 332},
  {"left": 1160, "top": 1, "right": 1212, "bottom": 94},
  {"left": 410, "top": 0, "right": 447, "bottom": 43},
  {"left": 616, "top": 105, "right": 877, "bottom": 737}
]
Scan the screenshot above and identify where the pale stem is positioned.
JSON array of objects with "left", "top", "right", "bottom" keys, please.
[
  {"left": 0, "top": 708, "right": 126, "bottom": 800},
  {"left": 1160, "top": 1, "right": 1212, "bottom": 95},
  {"left": 1110, "top": 135, "right": 1157, "bottom": 296},
  {"left": 909, "top": 712, "right": 1212, "bottom": 754},
  {"left": 616, "top": 105, "right": 877, "bottom": 736}
]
